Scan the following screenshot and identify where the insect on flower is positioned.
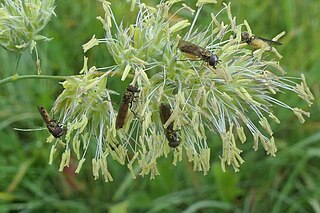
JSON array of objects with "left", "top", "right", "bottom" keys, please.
[
  {"left": 116, "top": 85, "right": 140, "bottom": 130},
  {"left": 159, "top": 103, "right": 181, "bottom": 148},
  {"left": 37, "top": 106, "right": 64, "bottom": 138},
  {"left": 178, "top": 39, "right": 220, "bottom": 69},
  {"left": 241, "top": 31, "right": 282, "bottom": 50}
]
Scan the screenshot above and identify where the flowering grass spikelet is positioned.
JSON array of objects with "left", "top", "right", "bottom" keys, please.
[
  {"left": 46, "top": 1, "right": 314, "bottom": 180},
  {"left": 0, "top": 0, "right": 56, "bottom": 52}
]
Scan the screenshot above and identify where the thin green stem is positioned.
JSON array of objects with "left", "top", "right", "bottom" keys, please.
[
  {"left": 0, "top": 74, "right": 67, "bottom": 86},
  {"left": 186, "top": 5, "right": 202, "bottom": 40},
  {"left": 14, "top": 53, "right": 22, "bottom": 74},
  {"left": 0, "top": 71, "right": 128, "bottom": 86}
]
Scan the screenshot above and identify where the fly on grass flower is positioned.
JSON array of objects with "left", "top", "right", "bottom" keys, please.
[
  {"left": 116, "top": 85, "right": 140, "bottom": 130},
  {"left": 159, "top": 103, "right": 181, "bottom": 148},
  {"left": 178, "top": 39, "right": 220, "bottom": 69},
  {"left": 48, "top": 1, "right": 313, "bottom": 180},
  {"left": 37, "top": 106, "right": 64, "bottom": 138},
  {"left": 240, "top": 31, "right": 283, "bottom": 50}
]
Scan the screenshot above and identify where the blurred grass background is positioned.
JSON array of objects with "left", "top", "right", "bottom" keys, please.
[{"left": 0, "top": 0, "right": 319, "bottom": 212}]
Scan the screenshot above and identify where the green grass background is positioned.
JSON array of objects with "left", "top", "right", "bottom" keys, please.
[{"left": 0, "top": 0, "right": 319, "bottom": 212}]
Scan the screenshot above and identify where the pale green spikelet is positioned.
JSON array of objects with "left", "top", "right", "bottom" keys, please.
[
  {"left": 48, "top": 1, "right": 314, "bottom": 179},
  {"left": 0, "top": 0, "right": 56, "bottom": 52}
]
